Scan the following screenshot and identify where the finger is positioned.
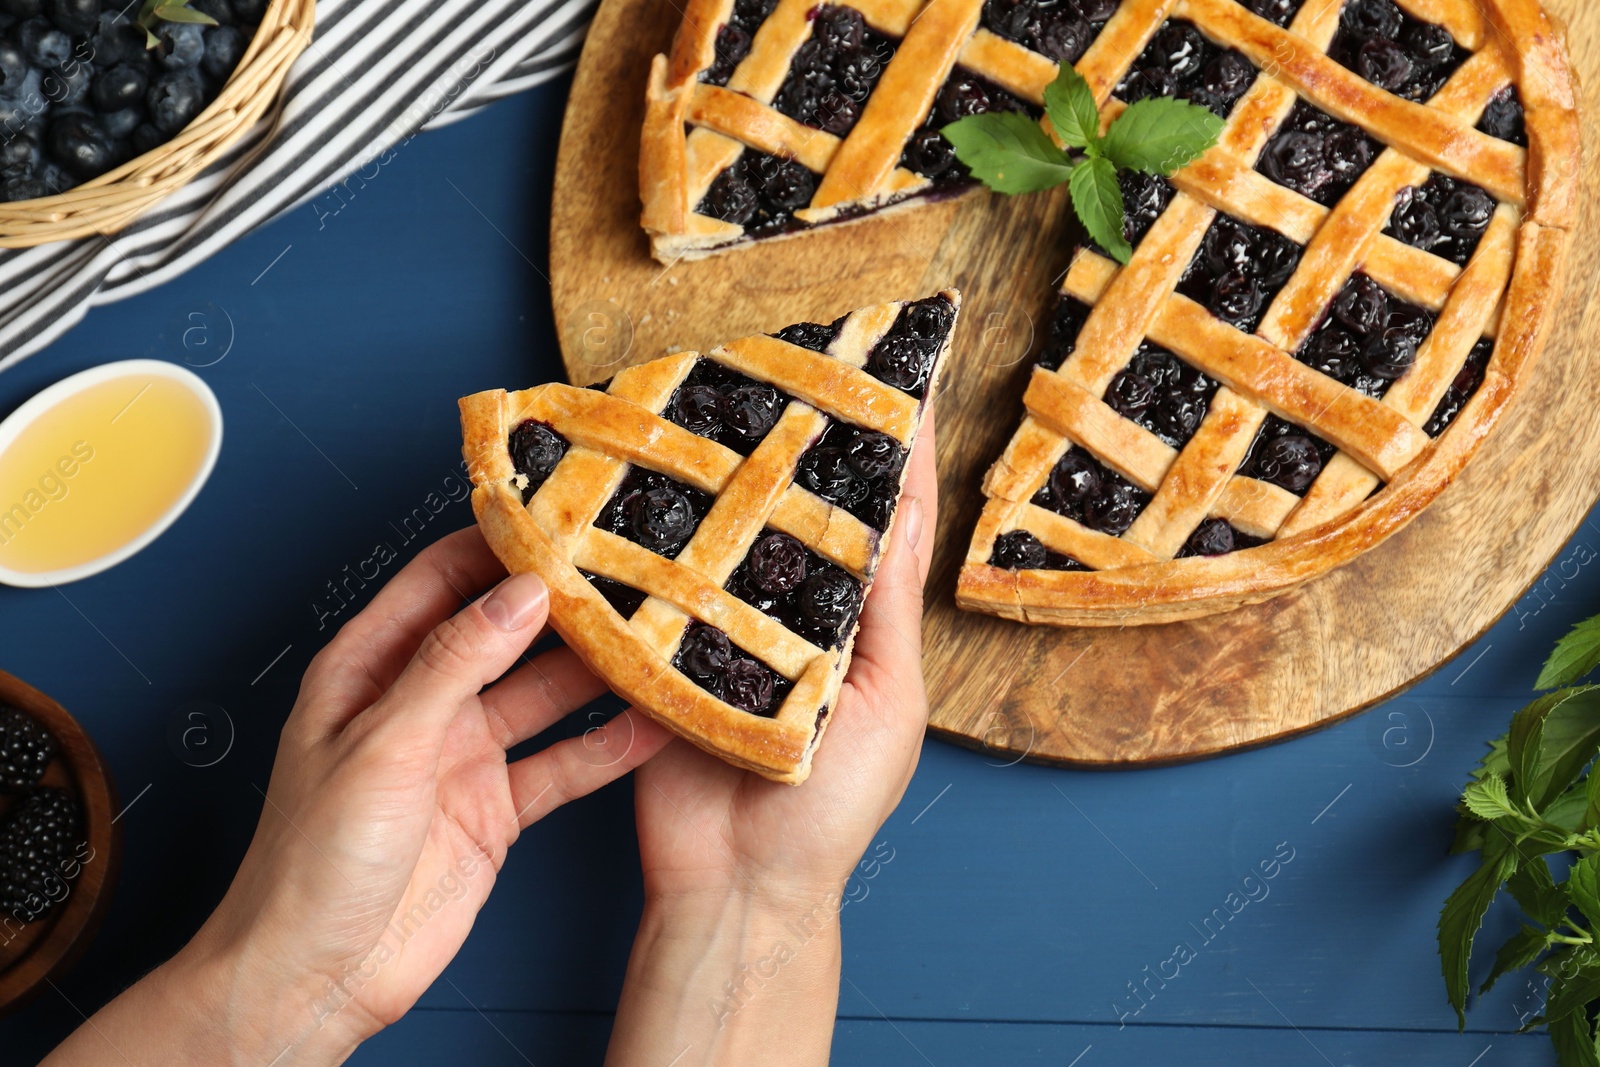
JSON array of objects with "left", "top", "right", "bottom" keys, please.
[
  {"left": 507, "top": 708, "right": 672, "bottom": 827},
  {"left": 356, "top": 572, "right": 550, "bottom": 740},
  {"left": 307, "top": 527, "right": 509, "bottom": 709},
  {"left": 480, "top": 645, "right": 610, "bottom": 748},
  {"left": 847, "top": 409, "right": 936, "bottom": 693}
]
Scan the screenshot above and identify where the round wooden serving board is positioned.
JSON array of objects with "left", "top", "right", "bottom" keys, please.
[{"left": 549, "top": 0, "right": 1600, "bottom": 767}]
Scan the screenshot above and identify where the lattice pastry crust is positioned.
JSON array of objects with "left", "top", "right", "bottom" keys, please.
[
  {"left": 462, "top": 292, "right": 958, "bottom": 781},
  {"left": 956, "top": 0, "right": 1578, "bottom": 625}
]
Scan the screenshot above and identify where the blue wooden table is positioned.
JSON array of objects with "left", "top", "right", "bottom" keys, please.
[{"left": 0, "top": 80, "right": 1592, "bottom": 1065}]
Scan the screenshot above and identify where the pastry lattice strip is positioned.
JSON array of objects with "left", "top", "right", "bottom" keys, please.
[{"left": 973, "top": 0, "right": 1527, "bottom": 564}]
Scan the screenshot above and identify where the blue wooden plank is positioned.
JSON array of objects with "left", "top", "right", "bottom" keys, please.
[{"left": 0, "top": 81, "right": 1591, "bottom": 1064}]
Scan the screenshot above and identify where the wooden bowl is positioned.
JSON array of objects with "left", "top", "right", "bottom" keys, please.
[
  {"left": 0, "top": 0, "right": 315, "bottom": 248},
  {"left": 0, "top": 670, "right": 120, "bottom": 1015}
]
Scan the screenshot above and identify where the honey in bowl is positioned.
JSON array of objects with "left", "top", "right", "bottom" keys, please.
[{"left": 0, "top": 361, "right": 221, "bottom": 586}]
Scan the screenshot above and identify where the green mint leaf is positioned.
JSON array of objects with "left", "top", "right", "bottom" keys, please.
[
  {"left": 1508, "top": 686, "right": 1600, "bottom": 809},
  {"left": 1070, "top": 156, "right": 1130, "bottom": 265},
  {"left": 1569, "top": 854, "right": 1600, "bottom": 930},
  {"left": 1546, "top": 951, "right": 1600, "bottom": 1022},
  {"left": 1042, "top": 62, "right": 1100, "bottom": 151},
  {"left": 1546, "top": 785, "right": 1590, "bottom": 832},
  {"left": 1462, "top": 774, "right": 1521, "bottom": 822},
  {"left": 1472, "top": 734, "right": 1512, "bottom": 781},
  {"left": 1439, "top": 850, "right": 1518, "bottom": 1028},
  {"left": 1586, "top": 762, "right": 1600, "bottom": 830},
  {"left": 941, "top": 112, "right": 1075, "bottom": 195},
  {"left": 1101, "top": 96, "right": 1224, "bottom": 175},
  {"left": 1507, "top": 857, "right": 1568, "bottom": 927},
  {"left": 1480, "top": 925, "right": 1552, "bottom": 996},
  {"left": 1548, "top": 1006, "right": 1600, "bottom": 1067},
  {"left": 1539, "top": 615, "right": 1600, "bottom": 690}
]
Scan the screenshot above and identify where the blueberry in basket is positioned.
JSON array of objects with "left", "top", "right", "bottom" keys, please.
[{"left": 0, "top": 0, "right": 263, "bottom": 203}]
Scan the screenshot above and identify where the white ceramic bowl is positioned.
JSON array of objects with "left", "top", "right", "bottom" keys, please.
[{"left": 0, "top": 360, "right": 223, "bottom": 589}]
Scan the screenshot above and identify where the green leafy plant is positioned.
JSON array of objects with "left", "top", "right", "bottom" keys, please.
[
  {"left": 136, "top": 0, "right": 218, "bottom": 48},
  {"left": 940, "top": 64, "right": 1222, "bottom": 265},
  {"left": 1441, "top": 610, "right": 1600, "bottom": 1064}
]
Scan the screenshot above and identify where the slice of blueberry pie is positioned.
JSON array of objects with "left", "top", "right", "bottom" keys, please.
[
  {"left": 461, "top": 292, "right": 958, "bottom": 781},
  {"left": 640, "top": 0, "right": 1149, "bottom": 258},
  {"left": 956, "top": 0, "right": 1578, "bottom": 625}
]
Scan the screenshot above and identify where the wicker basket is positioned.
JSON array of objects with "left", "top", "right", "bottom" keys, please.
[{"left": 0, "top": 0, "right": 315, "bottom": 248}]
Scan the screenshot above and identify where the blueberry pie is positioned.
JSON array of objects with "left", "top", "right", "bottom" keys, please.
[
  {"left": 461, "top": 292, "right": 958, "bottom": 781},
  {"left": 954, "top": 0, "right": 1576, "bottom": 625}
]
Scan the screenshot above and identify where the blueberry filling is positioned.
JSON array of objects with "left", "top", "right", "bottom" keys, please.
[
  {"left": 1257, "top": 100, "right": 1382, "bottom": 207},
  {"left": 1175, "top": 518, "right": 1267, "bottom": 558},
  {"left": 771, "top": 5, "right": 897, "bottom": 136},
  {"left": 1423, "top": 337, "right": 1492, "bottom": 437},
  {"left": 1238, "top": 414, "right": 1334, "bottom": 495},
  {"left": 795, "top": 421, "right": 907, "bottom": 530},
  {"left": 1297, "top": 273, "right": 1434, "bottom": 399},
  {"left": 988, "top": 529, "right": 1088, "bottom": 571},
  {"left": 701, "top": 0, "right": 777, "bottom": 86},
  {"left": 1031, "top": 446, "right": 1151, "bottom": 537},
  {"left": 980, "top": 0, "right": 1118, "bottom": 64},
  {"left": 667, "top": 358, "right": 793, "bottom": 456},
  {"left": 673, "top": 622, "right": 793, "bottom": 715},
  {"left": 508, "top": 420, "right": 569, "bottom": 503},
  {"left": 1104, "top": 343, "right": 1220, "bottom": 448},
  {"left": 773, "top": 316, "right": 846, "bottom": 352},
  {"left": 1477, "top": 86, "right": 1526, "bottom": 147},
  {"left": 1328, "top": 0, "right": 1466, "bottom": 103},
  {"left": 1177, "top": 215, "right": 1304, "bottom": 333},
  {"left": 1035, "top": 297, "right": 1092, "bottom": 372},
  {"left": 1238, "top": 0, "right": 1305, "bottom": 28},
  {"left": 860, "top": 294, "right": 953, "bottom": 398},
  {"left": 0, "top": 6, "right": 265, "bottom": 204},
  {"left": 1116, "top": 18, "right": 1258, "bottom": 120},
  {"left": 725, "top": 530, "right": 865, "bottom": 647},
  {"left": 581, "top": 570, "right": 649, "bottom": 618},
  {"left": 1118, "top": 172, "right": 1176, "bottom": 252},
  {"left": 595, "top": 468, "right": 715, "bottom": 559},
  {"left": 1385, "top": 173, "right": 1495, "bottom": 267},
  {"left": 697, "top": 149, "right": 820, "bottom": 237},
  {"left": 900, "top": 69, "right": 1035, "bottom": 185}
]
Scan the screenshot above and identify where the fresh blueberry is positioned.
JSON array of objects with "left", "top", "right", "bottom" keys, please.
[
  {"left": 99, "top": 103, "right": 136, "bottom": 138},
  {"left": 91, "top": 61, "right": 146, "bottom": 111},
  {"left": 88, "top": 12, "right": 145, "bottom": 66},
  {"left": 46, "top": 109, "right": 112, "bottom": 178},
  {"left": 0, "top": 39, "right": 29, "bottom": 93},
  {"left": 156, "top": 22, "right": 205, "bottom": 69},
  {"left": 129, "top": 120, "right": 164, "bottom": 152},
  {"left": 18, "top": 17, "right": 70, "bottom": 67},
  {"left": 201, "top": 24, "right": 244, "bottom": 81},
  {"left": 146, "top": 70, "right": 203, "bottom": 133},
  {"left": 43, "top": 0, "right": 97, "bottom": 36}
]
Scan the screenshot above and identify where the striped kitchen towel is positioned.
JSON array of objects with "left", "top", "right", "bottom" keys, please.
[{"left": 0, "top": 0, "right": 594, "bottom": 371}]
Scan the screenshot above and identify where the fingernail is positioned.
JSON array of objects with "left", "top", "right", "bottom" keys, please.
[
  {"left": 481, "top": 573, "right": 547, "bottom": 631},
  {"left": 903, "top": 496, "right": 924, "bottom": 549}
]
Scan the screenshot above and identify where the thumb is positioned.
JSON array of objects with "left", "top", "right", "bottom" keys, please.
[{"left": 362, "top": 572, "right": 549, "bottom": 736}]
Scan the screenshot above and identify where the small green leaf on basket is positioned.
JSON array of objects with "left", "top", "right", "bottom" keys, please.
[
  {"left": 1069, "top": 155, "right": 1130, "bottom": 265},
  {"left": 137, "top": 0, "right": 218, "bottom": 45},
  {"left": 1539, "top": 615, "right": 1600, "bottom": 691},
  {"left": 1042, "top": 63, "right": 1101, "bottom": 151},
  {"left": 940, "top": 111, "right": 1077, "bottom": 195},
  {"left": 1101, "top": 96, "right": 1225, "bottom": 175}
]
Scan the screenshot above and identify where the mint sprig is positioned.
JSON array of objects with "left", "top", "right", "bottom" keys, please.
[
  {"left": 1440, "top": 608, "right": 1600, "bottom": 1065},
  {"left": 940, "top": 64, "right": 1223, "bottom": 265}
]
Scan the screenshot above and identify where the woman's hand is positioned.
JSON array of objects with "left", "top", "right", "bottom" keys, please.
[
  {"left": 607, "top": 413, "right": 939, "bottom": 1067},
  {"left": 45, "top": 528, "right": 670, "bottom": 1067}
]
